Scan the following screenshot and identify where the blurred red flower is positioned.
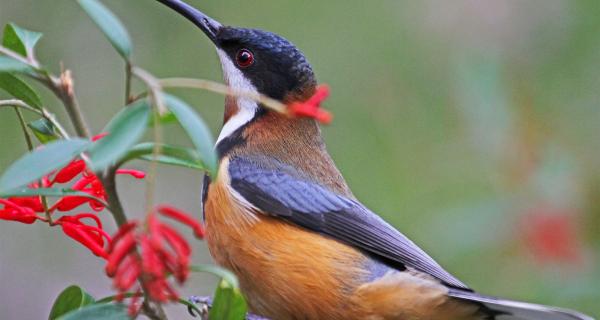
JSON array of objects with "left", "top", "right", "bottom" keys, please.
[
  {"left": 521, "top": 205, "right": 584, "bottom": 265},
  {"left": 105, "top": 205, "right": 204, "bottom": 314}
]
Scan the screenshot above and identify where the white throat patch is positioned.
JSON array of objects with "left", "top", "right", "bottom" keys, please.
[{"left": 215, "top": 49, "right": 259, "bottom": 144}]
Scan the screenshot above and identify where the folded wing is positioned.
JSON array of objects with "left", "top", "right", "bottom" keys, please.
[{"left": 228, "top": 156, "right": 468, "bottom": 289}]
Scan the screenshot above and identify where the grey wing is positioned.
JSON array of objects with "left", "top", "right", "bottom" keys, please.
[
  {"left": 201, "top": 174, "right": 210, "bottom": 222},
  {"left": 228, "top": 156, "right": 468, "bottom": 289}
]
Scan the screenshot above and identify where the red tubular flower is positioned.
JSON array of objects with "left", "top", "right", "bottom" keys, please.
[
  {"left": 114, "top": 255, "right": 141, "bottom": 291},
  {"left": 158, "top": 224, "right": 191, "bottom": 282},
  {"left": 0, "top": 132, "right": 145, "bottom": 261},
  {"left": 106, "top": 233, "right": 137, "bottom": 277},
  {"left": 53, "top": 168, "right": 144, "bottom": 212},
  {"left": 56, "top": 214, "right": 111, "bottom": 258},
  {"left": 53, "top": 159, "right": 86, "bottom": 184},
  {"left": 288, "top": 84, "right": 333, "bottom": 124},
  {"left": 107, "top": 221, "right": 138, "bottom": 253},
  {"left": 116, "top": 169, "right": 146, "bottom": 179},
  {"left": 0, "top": 199, "right": 40, "bottom": 224},
  {"left": 8, "top": 196, "right": 44, "bottom": 213},
  {"left": 156, "top": 205, "right": 205, "bottom": 239},
  {"left": 106, "top": 205, "right": 204, "bottom": 307},
  {"left": 55, "top": 196, "right": 91, "bottom": 212}
]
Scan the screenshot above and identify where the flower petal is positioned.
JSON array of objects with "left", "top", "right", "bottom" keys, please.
[
  {"left": 106, "top": 233, "right": 137, "bottom": 276},
  {"left": 156, "top": 205, "right": 205, "bottom": 239},
  {"left": 116, "top": 169, "right": 146, "bottom": 179},
  {"left": 53, "top": 159, "right": 86, "bottom": 184}
]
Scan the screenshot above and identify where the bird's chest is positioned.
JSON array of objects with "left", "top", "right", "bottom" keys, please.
[{"left": 203, "top": 178, "right": 371, "bottom": 319}]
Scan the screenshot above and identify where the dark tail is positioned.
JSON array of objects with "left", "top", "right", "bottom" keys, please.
[{"left": 448, "top": 288, "right": 595, "bottom": 320}]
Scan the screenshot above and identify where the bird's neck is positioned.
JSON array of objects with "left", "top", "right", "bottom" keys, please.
[{"left": 219, "top": 109, "right": 353, "bottom": 196}]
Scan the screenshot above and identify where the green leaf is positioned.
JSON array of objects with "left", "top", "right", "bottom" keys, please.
[
  {"left": 57, "top": 303, "right": 129, "bottom": 320},
  {"left": 0, "top": 188, "right": 107, "bottom": 206},
  {"left": 28, "top": 118, "right": 59, "bottom": 143},
  {"left": 48, "top": 285, "right": 95, "bottom": 320},
  {"left": 163, "top": 94, "right": 217, "bottom": 177},
  {"left": 0, "top": 56, "right": 32, "bottom": 73},
  {"left": 88, "top": 100, "right": 150, "bottom": 171},
  {"left": 190, "top": 264, "right": 239, "bottom": 288},
  {"left": 149, "top": 110, "right": 177, "bottom": 127},
  {"left": 209, "top": 279, "right": 247, "bottom": 320},
  {"left": 2, "top": 23, "right": 42, "bottom": 57},
  {"left": 0, "top": 138, "right": 90, "bottom": 193},
  {"left": 122, "top": 142, "right": 206, "bottom": 170},
  {"left": 0, "top": 73, "right": 42, "bottom": 108},
  {"left": 77, "top": 0, "right": 132, "bottom": 59}
]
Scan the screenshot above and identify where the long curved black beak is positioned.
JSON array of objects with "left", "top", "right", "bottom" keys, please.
[{"left": 156, "top": 0, "right": 222, "bottom": 44}]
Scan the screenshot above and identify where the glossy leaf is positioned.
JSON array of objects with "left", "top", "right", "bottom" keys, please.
[
  {"left": 0, "top": 73, "right": 42, "bottom": 108},
  {"left": 2, "top": 23, "right": 42, "bottom": 57},
  {"left": 48, "top": 285, "right": 95, "bottom": 320},
  {"left": 28, "top": 118, "right": 59, "bottom": 143},
  {"left": 0, "top": 188, "right": 107, "bottom": 206},
  {"left": 163, "top": 94, "right": 217, "bottom": 177},
  {"left": 88, "top": 100, "right": 150, "bottom": 171},
  {"left": 77, "top": 0, "right": 132, "bottom": 59},
  {"left": 0, "top": 56, "right": 32, "bottom": 73},
  {"left": 209, "top": 279, "right": 247, "bottom": 320},
  {"left": 57, "top": 303, "right": 129, "bottom": 320},
  {"left": 190, "top": 264, "right": 239, "bottom": 288},
  {"left": 122, "top": 142, "right": 205, "bottom": 170},
  {"left": 0, "top": 138, "right": 90, "bottom": 193}
]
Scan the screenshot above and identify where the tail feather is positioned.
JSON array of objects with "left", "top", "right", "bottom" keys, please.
[{"left": 448, "top": 289, "right": 595, "bottom": 320}]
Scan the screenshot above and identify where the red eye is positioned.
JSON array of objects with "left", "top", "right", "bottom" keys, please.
[{"left": 236, "top": 49, "right": 254, "bottom": 68}]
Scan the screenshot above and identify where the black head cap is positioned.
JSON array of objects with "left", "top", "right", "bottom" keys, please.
[{"left": 157, "top": 0, "right": 316, "bottom": 101}]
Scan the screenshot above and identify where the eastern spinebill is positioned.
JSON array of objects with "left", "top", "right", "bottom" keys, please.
[{"left": 156, "top": 1, "right": 594, "bottom": 319}]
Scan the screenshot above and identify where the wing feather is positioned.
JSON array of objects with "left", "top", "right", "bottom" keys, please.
[{"left": 228, "top": 156, "right": 468, "bottom": 289}]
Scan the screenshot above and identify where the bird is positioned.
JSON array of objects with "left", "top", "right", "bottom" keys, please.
[{"left": 156, "top": 1, "right": 595, "bottom": 319}]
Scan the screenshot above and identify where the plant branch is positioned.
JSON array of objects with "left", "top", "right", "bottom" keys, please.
[
  {"left": 159, "top": 77, "right": 287, "bottom": 113},
  {"left": 49, "top": 70, "right": 90, "bottom": 138},
  {"left": 144, "top": 111, "right": 162, "bottom": 215},
  {"left": 39, "top": 108, "right": 70, "bottom": 138},
  {"left": 0, "top": 99, "right": 42, "bottom": 114},
  {"left": 100, "top": 167, "right": 127, "bottom": 226},
  {"left": 125, "top": 61, "right": 133, "bottom": 104},
  {"left": 12, "top": 105, "right": 55, "bottom": 222},
  {"left": 0, "top": 45, "right": 90, "bottom": 138},
  {"left": 13, "top": 106, "right": 34, "bottom": 150},
  {"left": 132, "top": 67, "right": 166, "bottom": 114},
  {"left": 0, "top": 99, "right": 70, "bottom": 138}
]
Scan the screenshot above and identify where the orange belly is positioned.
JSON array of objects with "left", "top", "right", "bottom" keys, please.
[
  {"left": 205, "top": 176, "right": 371, "bottom": 319},
  {"left": 204, "top": 174, "right": 481, "bottom": 320}
]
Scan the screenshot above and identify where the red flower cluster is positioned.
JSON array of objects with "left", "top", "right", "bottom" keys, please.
[
  {"left": 0, "top": 135, "right": 145, "bottom": 258},
  {"left": 105, "top": 205, "right": 205, "bottom": 314},
  {"left": 521, "top": 205, "right": 583, "bottom": 265},
  {"left": 288, "top": 84, "right": 332, "bottom": 124}
]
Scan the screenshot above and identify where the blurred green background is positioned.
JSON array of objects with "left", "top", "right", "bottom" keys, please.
[{"left": 1, "top": 0, "right": 599, "bottom": 318}]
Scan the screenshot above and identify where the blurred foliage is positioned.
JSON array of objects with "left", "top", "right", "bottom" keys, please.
[{"left": 0, "top": 0, "right": 599, "bottom": 318}]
